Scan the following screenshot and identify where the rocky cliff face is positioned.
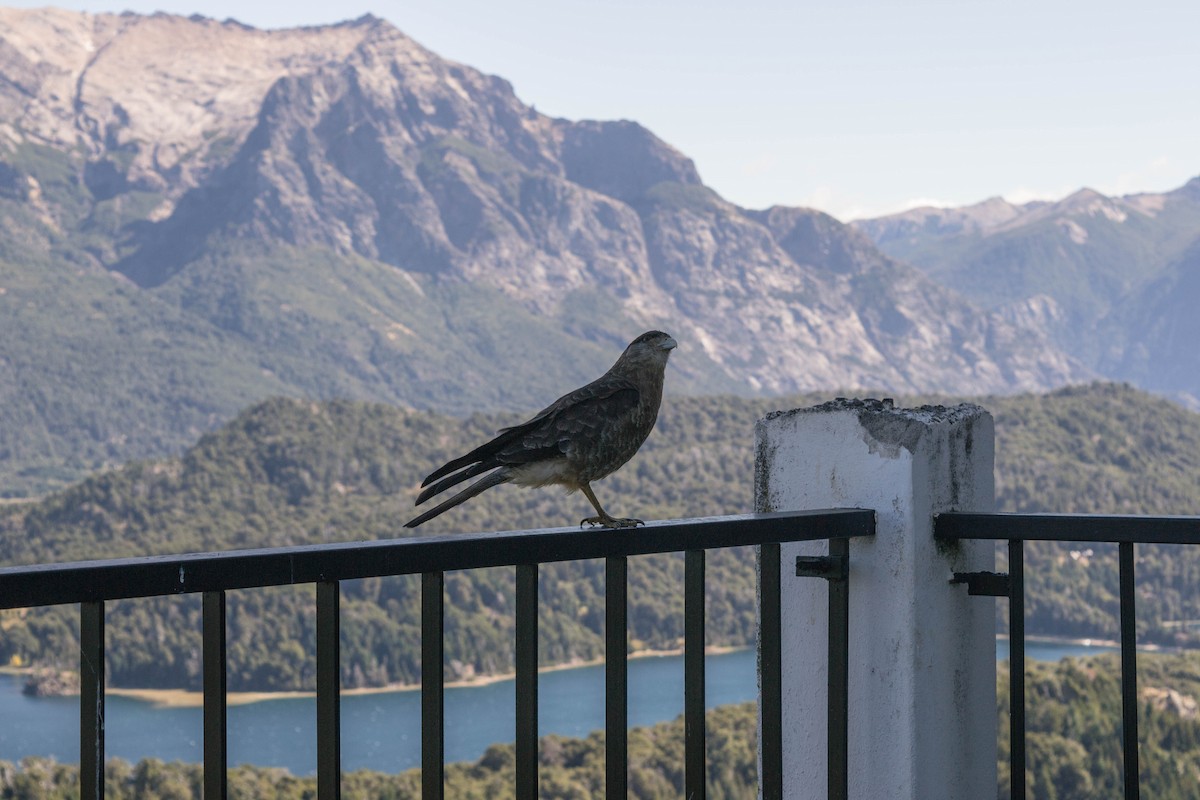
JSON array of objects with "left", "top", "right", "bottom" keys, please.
[
  {"left": 1097, "top": 236, "right": 1200, "bottom": 403},
  {"left": 0, "top": 9, "right": 1091, "bottom": 491},
  {"left": 0, "top": 9, "right": 371, "bottom": 192}
]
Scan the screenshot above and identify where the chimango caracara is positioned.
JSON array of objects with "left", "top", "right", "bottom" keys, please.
[{"left": 405, "top": 331, "right": 677, "bottom": 529}]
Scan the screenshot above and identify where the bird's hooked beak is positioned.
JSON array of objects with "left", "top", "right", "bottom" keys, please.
[{"left": 660, "top": 336, "right": 678, "bottom": 351}]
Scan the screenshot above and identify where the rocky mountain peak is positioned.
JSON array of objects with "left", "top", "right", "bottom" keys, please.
[
  {"left": 752, "top": 206, "right": 883, "bottom": 274},
  {"left": 1009, "top": 186, "right": 1135, "bottom": 231},
  {"left": 1177, "top": 175, "right": 1200, "bottom": 200},
  {"left": 1057, "top": 187, "right": 1122, "bottom": 215},
  {"left": 0, "top": 9, "right": 382, "bottom": 192},
  {"left": 850, "top": 194, "right": 1030, "bottom": 247}
]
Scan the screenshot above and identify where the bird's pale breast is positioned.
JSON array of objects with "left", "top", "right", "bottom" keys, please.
[{"left": 570, "top": 395, "right": 659, "bottom": 483}]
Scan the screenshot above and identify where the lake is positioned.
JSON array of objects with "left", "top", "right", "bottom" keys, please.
[{"left": 0, "top": 638, "right": 1118, "bottom": 775}]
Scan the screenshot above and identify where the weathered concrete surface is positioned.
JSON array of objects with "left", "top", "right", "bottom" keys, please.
[{"left": 755, "top": 398, "right": 996, "bottom": 800}]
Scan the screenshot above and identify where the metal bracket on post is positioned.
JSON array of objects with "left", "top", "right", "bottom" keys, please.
[
  {"left": 796, "top": 554, "right": 849, "bottom": 581},
  {"left": 950, "top": 571, "right": 1010, "bottom": 597},
  {"left": 794, "top": 541, "right": 850, "bottom": 800}
]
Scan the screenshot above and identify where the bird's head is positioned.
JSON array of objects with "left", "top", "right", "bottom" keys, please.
[{"left": 616, "top": 330, "right": 677, "bottom": 372}]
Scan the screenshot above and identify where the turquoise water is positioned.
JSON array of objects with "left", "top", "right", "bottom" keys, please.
[
  {"left": 0, "top": 649, "right": 757, "bottom": 775},
  {"left": 0, "top": 639, "right": 1117, "bottom": 775},
  {"left": 995, "top": 638, "right": 1118, "bottom": 662}
]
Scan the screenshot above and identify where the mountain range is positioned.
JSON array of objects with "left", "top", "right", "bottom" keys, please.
[
  {"left": 0, "top": 8, "right": 1191, "bottom": 495},
  {"left": 853, "top": 180, "right": 1200, "bottom": 406}
]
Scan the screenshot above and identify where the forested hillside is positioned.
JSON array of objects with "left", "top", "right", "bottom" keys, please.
[
  {"left": 0, "top": 392, "right": 780, "bottom": 691},
  {"left": 996, "top": 653, "right": 1200, "bottom": 799},
  {"left": 2, "top": 383, "right": 1199, "bottom": 691},
  {"left": 4, "top": 703, "right": 763, "bottom": 800},
  {"left": 994, "top": 384, "right": 1200, "bottom": 644}
]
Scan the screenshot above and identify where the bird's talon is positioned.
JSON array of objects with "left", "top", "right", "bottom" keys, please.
[{"left": 581, "top": 515, "right": 643, "bottom": 529}]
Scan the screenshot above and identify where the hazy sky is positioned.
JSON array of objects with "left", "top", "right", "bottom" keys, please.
[{"left": 7, "top": 0, "right": 1200, "bottom": 219}]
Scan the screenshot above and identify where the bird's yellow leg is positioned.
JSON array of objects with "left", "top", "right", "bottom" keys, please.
[{"left": 580, "top": 483, "right": 643, "bottom": 529}]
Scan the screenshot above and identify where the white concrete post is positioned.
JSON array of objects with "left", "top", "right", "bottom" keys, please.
[{"left": 755, "top": 399, "right": 996, "bottom": 800}]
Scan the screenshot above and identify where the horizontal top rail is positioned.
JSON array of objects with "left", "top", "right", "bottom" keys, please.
[
  {"left": 935, "top": 512, "right": 1200, "bottom": 545},
  {"left": 0, "top": 509, "right": 874, "bottom": 609}
]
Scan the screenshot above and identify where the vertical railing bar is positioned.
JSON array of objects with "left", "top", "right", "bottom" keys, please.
[
  {"left": 1119, "top": 541, "right": 1140, "bottom": 800},
  {"left": 422, "top": 571, "right": 445, "bottom": 800},
  {"left": 759, "top": 543, "right": 783, "bottom": 800},
  {"left": 316, "top": 581, "right": 341, "bottom": 800},
  {"left": 516, "top": 563, "right": 539, "bottom": 800},
  {"left": 605, "top": 556, "right": 628, "bottom": 800},
  {"left": 80, "top": 600, "right": 105, "bottom": 800},
  {"left": 1008, "top": 539, "right": 1026, "bottom": 800},
  {"left": 685, "top": 549, "right": 706, "bottom": 800},
  {"left": 203, "top": 591, "right": 228, "bottom": 800},
  {"left": 827, "top": 538, "right": 849, "bottom": 800}
]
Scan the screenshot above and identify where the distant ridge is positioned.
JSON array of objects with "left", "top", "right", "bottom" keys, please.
[{"left": 855, "top": 178, "right": 1200, "bottom": 407}]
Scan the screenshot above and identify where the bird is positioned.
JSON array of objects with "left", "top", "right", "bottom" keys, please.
[{"left": 405, "top": 330, "right": 677, "bottom": 529}]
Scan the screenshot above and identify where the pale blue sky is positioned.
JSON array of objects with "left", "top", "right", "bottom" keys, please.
[{"left": 8, "top": 0, "right": 1200, "bottom": 219}]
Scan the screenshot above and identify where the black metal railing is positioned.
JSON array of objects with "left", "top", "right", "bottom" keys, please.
[
  {"left": 0, "top": 509, "right": 874, "bottom": 800},
  {"left": 937, "top": 512, "right": 1200, "bottom": 800}
]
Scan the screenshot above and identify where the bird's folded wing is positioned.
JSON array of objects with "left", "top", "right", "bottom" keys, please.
[
  {"left": 498, "top": 375, "right": 634, "bottom": 432},
  {"left": 421, "top": 377, "right": 640, "bottom": 488},
  {"left": 498, "top": 380, "right": 640, "bottom": 464}
]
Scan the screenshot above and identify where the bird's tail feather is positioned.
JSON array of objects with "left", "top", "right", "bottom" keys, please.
[
  {"left": 416, "top": 460, "right": 493, "bottom": 506},
  {"left": 421, "top": 428, "right": 518, "bottom": 487},
  {"left": 405, "top": 469, "right": 509, "bottom": 528}
]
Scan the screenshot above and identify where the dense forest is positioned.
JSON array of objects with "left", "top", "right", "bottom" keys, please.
[
  {"left": 3, "top": 383, "right": 1200, "bottom": 692},
  {"left": 997, "top": 653, "right": 1200, "bottom": 799},
  {"left": 0, "top": 391, "right": 767, "bottom": 690},
  {"left": 1, "top": 703, "right": 759, "bottom": 800},
  {"left": 8, "top": 652, "right": 1200, "bottom": 799}
]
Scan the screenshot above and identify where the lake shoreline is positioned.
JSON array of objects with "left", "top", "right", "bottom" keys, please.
[
  {"left": 998, "top": 633, "right": 1185, "bottom": 654},
  {"left": 8, "top": 632, "right": 1190, "bottom": 709},
  {"left": 7, "top": 645, "right": 748, "bottom": 708}
]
